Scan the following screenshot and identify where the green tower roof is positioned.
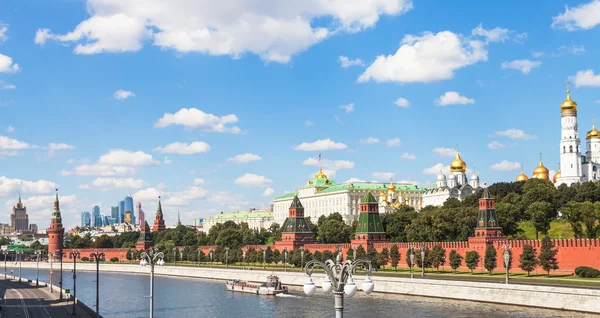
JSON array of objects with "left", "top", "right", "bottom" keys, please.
[
  {"left": 138, "top": 221, "right": 153, "bottom": 242},
  {"left": 289, "top": 195, "right": 303, "bottom": 209},
  {"left": 361, "top": 192, "right": 378, "bottom": 204},
  {"left": 156, "top": 196, "right": 163, "bottom": 217}
]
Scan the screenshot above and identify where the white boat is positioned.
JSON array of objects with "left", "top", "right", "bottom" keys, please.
[{"left": 226, "top": 275, "right": 288, "bottom": 295}]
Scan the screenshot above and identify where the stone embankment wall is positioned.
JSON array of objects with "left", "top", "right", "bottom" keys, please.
[{"left": 18, "top": 262, "right": 600, "bottom": 314}]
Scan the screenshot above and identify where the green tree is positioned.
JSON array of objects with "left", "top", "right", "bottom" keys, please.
[
  {"left": 484, "top": 245, "right": 497, "bottom": 275},
  {"left": 265, "top": 247, "right": 273, "bottom": 265},
  {"left": 313, "top": 251, "right": 323, "bottom": 262},
  {"left": 519, "top": 245, "right": 538, "bottom": 277},
  {"left": 126, "top": 249, "right": 133, "bottom": 262},
  {"left": 382, "top": 206, "right": 418, "bottom": 242},
  {"left": 322, "top": 250, "right": 335, "bottom": 262},
  {"left": 390, "top": 245, "right": 400, "bottom": 270},
  {"left": 405, "top": 248, "right": 415, "bottom": 268},
  {"left": 526, "top": 201, "right": 553, "bottom": 239},
  {"left": 355, "top": 245, "right": 366, "bottom": 259},
  {"left": 538, "top": 237, "right": 559, "bottom": 277},
  {"left": 318, "top": 216, "right": 351, "bottom": 244},
  {"left": 429, "top": 245, "right": 446, "bottom": 272},
  {"left": 346, "top": 247, "right": 354, "bottom": 261},
  {"left": 465, "top": 251, "right": 480, "bottom": 274},
  {"left": 415, "top": 247, "right": 431, "bottom": 269},
  {"left": 563, "top": 201, "right": 599, "bottom": 239},
  {"left": 273, "top": 249, "right": 281, "bottom": 265},
  {"left": 449, "top": 250, "right": 463, "bottom": 273},
  {"left": 378, "top": 248, "right": 390, "bottom": 269},
  {"left": 367, "top": 246, "right": 379, "bottom": 269}
]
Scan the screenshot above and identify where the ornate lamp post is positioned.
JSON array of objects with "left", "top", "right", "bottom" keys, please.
[
  {"left": 140, "top": 249, "right": 165, "bottom": 318},
  {"left": 300, "top": 246, "right": 305, "bottom": 270},
  {"left": 16, "top": 251, "right": 23, "bottom": 282},
  {"left": 303, "top": 254, "right": 374, "bottom": 318},
  {"left": 49, "top": 251, "right": 53, "bottom": 293},
  {"left": 55, "top": 250, "right": 64, "bottom": 301},
  {"left": 283, "top": 247, "right": 288, "bottom": 272},
  {"left": 69, "top": 250, "right": 81, "bottom": 315},
  {"left": 34, "top": 250, "right": 42, "bottom": 286},
  {"left": 172, "top": 247, "right": 177, "bottom": 266},
  {"left": 352, "top": 246, "right": 357, "bottom": 261},
  {"left": 90, "top": 249, "right": 106, "bottom": 318},
  {"left": 409, "top": 247, "right": 415, "bottom": 279},
  {"left": 502, "top": 244, "right": 510, "bottom": 284},
  {"left": 224, "top": 247, "right": 230, "bottom": 268},
  {"left": 420, "top": 247, "right": 426, "bottom": 277}
]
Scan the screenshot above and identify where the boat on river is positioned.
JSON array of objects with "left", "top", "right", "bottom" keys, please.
[{"left": 226, "top": 275, "right": 288, "bottom": 295}]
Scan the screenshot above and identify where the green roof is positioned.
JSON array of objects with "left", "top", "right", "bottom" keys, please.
[
  {"left": 290, "top": 196, "right": 303, "bottom": 209},
  {"left": 282, "top": 217, "right": 312, "bottom": 233},
  {"left": 204, "top": 210, "right": 273, "bottom": 221},
  {"left": 274, "top": 182, "right": 425, "bottom": 201},
  {"left": 274, "top": 191, "right": 298, "bottom": 201},
  {"left": 355, "top": 211, "right": 385, "bottom": 234},
  {"left": 361, "top": 192, "right": 378, "bottom": 204}
]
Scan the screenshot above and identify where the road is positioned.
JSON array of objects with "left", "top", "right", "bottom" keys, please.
[{"left": 0, "top": 279, "right": 90, "bottom": 318}]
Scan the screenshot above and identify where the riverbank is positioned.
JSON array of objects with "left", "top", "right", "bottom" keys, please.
[{"left": 14, "top": 261, "right": 600, "bottom": 314}]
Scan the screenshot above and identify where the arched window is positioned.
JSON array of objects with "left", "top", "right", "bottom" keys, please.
[
  {"left": 563, "top": 146, "right": 566, "bottom": 153},
  {"left": 570, "top": 145, "right": 573, "bottom": 153}
]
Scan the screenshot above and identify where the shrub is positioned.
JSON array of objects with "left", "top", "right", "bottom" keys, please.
[
  {"left": 81, "top": 257, "right": 90, "bottom": 262},
  {"left": 574, "top": 266, "right": 600, "bottom": 278},
  {"left": 110, "top": 257, "right": 119, "bottom": 263}
]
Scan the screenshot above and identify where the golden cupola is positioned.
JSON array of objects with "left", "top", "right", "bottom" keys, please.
[
  {"left": 314, "top": 168, "right": 328, "bottom": 179},
  {"left": 586, "top": 118, "right": 600, "bottom": 139},
  {"left": 387, "top": 181, "right": 397, "bottom": 191},
  {"left": 560, "top": 83, "right": 578, "bottom": 116},
  {"left": 516, "top": 164, "right": 529, "bottom": 182},
  {"left": 553, "top": 164, "right": 561, "bottom": 183},
  {"left": 532, "top": 153, "right": 549, "bottom": 180},
  {"left": 450, "top": 150, "right": 467, "bottom": 172}
]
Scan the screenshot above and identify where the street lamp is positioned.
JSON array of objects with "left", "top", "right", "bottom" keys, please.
[
  {"left": 16, "top": 251, "right": 23, "bottom": 282},
  {"left": 242, "top": 248, "right": 247, "bottom": 270},
  {"left": 209, "top": 249, "right": 213, "bottom": 268},
  {"left": 69, "top": 250, "right": 81, "bottom": 316},
  {"left": 502, "top": 244, "right": 511, "bottom": 284},
  {"left": 409, "top": 247, "right": 415, "bottom": 279},
  {"left": 140, "top": 249, "right": 165, "bottom": 318},
  {"left": 34, "top": 250, "right": 42, "bottom": 286},
  {"left": 284, "top": 247, "right": 288, "bottom": 272},
  {"left": 197, "top": 248, "right": 202, "bottom": 267},
  {"left": 55, "top": 250, "right": 64, "bottom": 301},
  {"left": 261, "top": 248, "right": 266, "bottom": 269},
  {"left": 352, "top": 246, "right": 357, "bottom": 261},
  {"left": 224, "top": 247, "right": 230, "bottom": 268},
  {"left": 119, "top": 248, "right": 122, "bottom": 264},
  {"left": 2, "top": 250, "right": 8, "bottom": 280},
  {"left": 173, "top": 247, "right": 177, "bottom": 266},
  {"left": 420, "top": 247, "right": 426, "bottom": 277},
  {"left": 90, "top": 249, "right": 106, "bottom": 318},
  {"left": 300, "top": 246, "right": 305, "bottom": 270},
  {"left": 303, "top": 254, "right": 374, "bottom": 318}
]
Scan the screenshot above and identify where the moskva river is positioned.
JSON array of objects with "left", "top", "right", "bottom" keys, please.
[{"left": 6, "top": 267, "right": 595, "bottom": 318}]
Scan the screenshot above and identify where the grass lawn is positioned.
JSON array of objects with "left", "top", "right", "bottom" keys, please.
[{"left": 517, "top": 219, "right": 574, "bottom": 239}]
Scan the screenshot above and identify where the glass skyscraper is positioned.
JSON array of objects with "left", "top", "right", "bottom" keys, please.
[
  {"left": 119, "top": 200, "right": 125, "bottom": 223},
  {"left": 81, "top": 211, "right": 91, "bottom": 227},
  {"left": 125, "top": 195, "right": 135, "bottom": 224},
  {"left": 92, "top": 205, "right": 101, "bottom": 227},
  {"left": 111, "top": 206, "right": 119, "bottom": 225}
]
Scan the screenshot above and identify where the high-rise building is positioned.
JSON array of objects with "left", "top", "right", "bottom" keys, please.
[
  {"left": 125, "top": 211, "right": 132, "bottom": 224},
  {"left": 111, "top": 206, "right": 119, "bottom": 225},
  {"left": 92, "top": 205, "right": 101, "bottom": 227},
  {"left": 135, "top": 201, "right": 145, "bottom": 226},
  {"left": 125, "top": 195, "right": 135, "bottom": 225},
  {"left": 102, "top": 215, "right": 110, "bottom": 227},
  {"left": 80, "top": 211, "right": 91, "bottom": 227},
  {"left": 11, "top": 195, "right": 29, "bottom": 232},
  {"left": 119, "top": 200, "right": 125, "bottom": 223}
]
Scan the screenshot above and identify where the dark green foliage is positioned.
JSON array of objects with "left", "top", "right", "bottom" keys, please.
[
  {"left": 317, "top": 213, "right": 352, "bottom": 243},
  {"left": 429, "top": 245, "right": 446, "bottom": 272},
  {"left": 405, "top": 248, "right": 416, "bottom": 268},
  {"left": 390, "top": 245, "right": 400, "bottom": 270},
  {"left": 415, "top": 247, "right": 431, "bottom": 268},
  {"left": 449, "top": 250, "right": 462, "bottom": 273},
  {"left": 519, "top": 245, "right": 539, "bottom": 276},
  {"left": 378, "top": 248, "right": 390, "bottom": 269},
  {"left": 465, "top": 251, "right": 480, "bottom": 274},
  {"left": 484, "top": 245, "right": 497, "bottom": 274},
  {"left": 574, "top": 266, "right": 600, "bottom": 278},
  {"left": 381, "top": 206, "right": 418, "bottom": 242},
  {"left": 538, "top": 237, "right": 559, "bottom": 277},
  {"left": 367, "top": 246, "right": 379, "bottom": 269},
  {"left": 355, "top": 245, "right": 366, "bottom": 259},
  {"left": 109, "top": 257, "right": 119, "bottom": 263},
  {"left": 81, "top": 257, "right": 90, "bottom": 262}
]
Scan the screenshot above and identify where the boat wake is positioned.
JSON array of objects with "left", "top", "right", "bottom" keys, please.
[{"left": 276, "top": 293, "right": 301, "bottom": 298}]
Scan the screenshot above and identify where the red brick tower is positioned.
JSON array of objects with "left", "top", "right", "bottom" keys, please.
[
  {"left": 351, "top": 192, "right": 388, "bottom": 247},
  {"left": 275, "top": 196, "right": 316, "bottom": 250},
  {"left": 47, "top": 189, "right": 64, "bottom": 259},
  {"left": 152, "top": 196, "right": 166, "bottom": 232},
  {"left": 136, "top": 220, "right": 154, "bottom": 250},
  {"left": 468, "top": 185, "right": 505, "bottom": 249}
]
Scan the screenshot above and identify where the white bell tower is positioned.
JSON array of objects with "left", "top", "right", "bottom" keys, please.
[{"left": 557, "top": 82, "right": 582, "bottom": 186}]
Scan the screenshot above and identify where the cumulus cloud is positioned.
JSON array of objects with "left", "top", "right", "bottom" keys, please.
[
  {"left": 163, "top": 186, "right": 207, "bottom": 206},
  {"left": 154, "top": 108, "right": 242, "bottom": 133},
  {"left": 193, "top": 178, "right": 206, "bottom": 185},
  {"left": 433, "top": 147, "right": 456, "bottom": 157},
  {"left": 0, "top": 135, "right": 30, "bottom": 150},
  {"left": 423, "top": 163, "right": 473, "bottom": 175},
  {"left": 0, "top": 54, "right": 19, "bottom": 73},
  {"left": 60, "top": 164, "right": 136, "bottom": 177},
  {"left": 234, "top": 174, "right": 274, "bottom": 188},
  {"left": 34, "top": 0, "right": 413, "bottom": 63},
  {"left": 490, "top": 160, "right": 521, "bottom": 171},
  {"left": 570, "top": 69, "right": 600, "bottom": 87},
  {"left": 164, "top": 156, "right": 172, "bottom": 164},
  {"left": 302, "top": 157, "right": 354, "bottom": 170},
  {"left": 0, "top": 176, "right": 57, "bottom": 196},
  {"left": 338, "top": 56, "right": 365, "bottom": 68},
  {"left": 400, "top": 152, "right": 416, "bottom": 160},
  {"left": 552, "top": 0, "right": 600, "bottom": 31},
  {"left": 372, "top": 172, "right": 395, "bottom": 181},
  {"left": 340, "top": 103, "right": 355, "bottom": 113},
  {"left": 493, "top": 129, "right": 537, "bottom": 140},
  {"left": 344, "top": 177, "right": 365, "bottom": 183},
  {"left": 227, "top": 153, "right": 262, "bottom": 164},
  {"left": 79, "top": 177, "right": 147, "bottom": 191},
  {"left": 386, "top": 138, "right": 401, "bottom": 147},
  {"left": 0, "top": 24, "right": 7, "bottom": 43},
  {"left": 532, "top": 51, "right": 544, "bottom": 58},
  {"left": 0, "top": 82, "right": 15, "bottom": 90},
  {"left": 262, "top": 187, "right": 275, "bottom": 197},
  {"left": 99, "top": 149, "right": 159, "bottom": 166},
  {"left": 359, "top": 137, "right": 380, "bottom": 144},
  {"left": 488, "top": 141, "right": 506, "bottom": 150},
  {"left": 435, "top": 91, "right": 475, "bottom": 106},
  {"left": 294, "top": 139, "right": 348, "bottom": 151},
  {"left": 394, "top": 98, "right": 410, "bottom": 108},
  {"left": 48, "top": 143, "right": 75, "bottom": 151},
  {"left": 154, "top": 141, "right": 211, "bottom": 154},
  {"left": 501, "top": 59, "right": 542, "bottom": 74},
  {"left": 113, "top": 89, "right": 135, "bottom": 100}
]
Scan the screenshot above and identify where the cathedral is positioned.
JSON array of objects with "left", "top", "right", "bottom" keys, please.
[
  {"left": 421, "top": 150, "right": 482, "bottom": 207},
  {"left": 517, "top": 84, "right": 600, "bottom": 186}
]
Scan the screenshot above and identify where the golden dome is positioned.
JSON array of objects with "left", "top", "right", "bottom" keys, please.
[
  {"left": 560, "top": 83, "right": 578, "bottom": 114},
  {"left": 553, "top": 170, "right": 561, "bottom": 183},
  {"left": 450, "top": 150, "right": 467, "bottom": 172},
  {"left": 532, "top": 154, "right": 549, "bottom": 180},
  {"left": 516, "top": 173, "right": 529, "bottom": 182},
  {"left": 586, "top": 119, "right": 600, "bottom": 139},
  {"left": 387, "top": 182, "right": 396, "bottom": 191},
  {"left": 314, "top": 168, "right": 328, "bottom": 179},
  {"left": 379, "top": 191, "right": 386, "bottom": 197}
]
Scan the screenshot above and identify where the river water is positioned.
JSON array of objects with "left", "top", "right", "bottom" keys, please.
[{"left": 3, "top": 266, "right": 594, "bottom": 318}]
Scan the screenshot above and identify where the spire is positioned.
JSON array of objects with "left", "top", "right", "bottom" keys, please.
[
  {"left": 520, "top": 164, "right": 524, "bottom": 173},
  {"left": 177, "top": 209, "right": 181, "bottom": 226},
  {"left": 54, "top": 188, "right": 59, "bottom": 210},
  {"left": 18, "top": 193, "right": 21, "bottom": 204},
  {"left": 156, "top": 196, "right": 163, "bottom": 218},
  {"left": 539, "top": 152, "right": 543, "bottom": 165},
  {"left": 566, "top": 81, "right": 571, "bottom": 99},
  {"left": 594, "top": 115, "right": 596, "bottom": 130}
]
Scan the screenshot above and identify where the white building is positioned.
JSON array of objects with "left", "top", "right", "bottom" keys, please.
[
  {"left": 422, "top": 150, "right": 482, "bottom": 207},
  {"left": 201, "top": 210, "right": 274, "bottom": 233},
  {"left": 554, "top": 84, "right": 600, "bottom": 186},
  {"left": 273, "top": 169, "right": 424, "bottom": 225}
]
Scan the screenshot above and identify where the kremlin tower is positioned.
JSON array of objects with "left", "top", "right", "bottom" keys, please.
[
  {"left": 152, "top": 196, "right": 166, "bottom": 232},
  {"left": 47, "top": 189, "right": 64, "bottom": 258},
  {"left": 352, "top": 192, "right": 388, "bottom": 246},
  {"left": 275, "top": 195, "right": 316, "bottom": 250}
]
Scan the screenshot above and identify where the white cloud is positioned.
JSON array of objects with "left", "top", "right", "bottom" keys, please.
[
  {"left": 394, "top": 97, "right": 410, "bottom": 108},
  {"left": 423, "top": 163, "right": 473, "bottom": 176},
  {"left": 34, "top": 1, "right": 412, "bottom": 63},
  {"left": 471, "top": 24, "right": 512, "bottom": 43},
  {"left": 227, "top": 153, "right": 262, "bottom": 164},
  {"left": 48, "top": 143, "right": 75, "bottom": 151},
  {"left": 132, "top": 187, "right": 162, "bottom": 202},
  {"left": 154, "top": 141, "right": 211, "bottom": 154},
  {"left": 372, "top": 172, "right": 395, "bottom": 181},
  {"left": 193, "top": 178, "right": 206, "bottom": 185},
  {"left": 570, "top": 69, "right": 600, "bottom": 87},
  {"left": 340, "top": 103, "right": 355, "bottom": 113},
  {"left": 339, "top": 56, "right": 365, "bottom": 68},
  {"left": 386, "top": 138, "right": 401, "bottom": 147},
  {"left": 79, "top": 177, "right": 147, "bottom": 191},
  {"left": 294, "top": 138, "right": 348, "bottom": 151},
  {"left": 154, "top": 108, "right": 242, "bottom": 134},
  {"left": 5, "top": 193, "right": 80, "bottom": 229},
  {"left": 0, "top": 24, "right": 7, "bottom": 43},
  {"left": 532, "top": 51, "right": 544, "bottom": 58},
  {"left": 113, "top": 89, "right": 135, "bottom": 100},
  {"left": 262, "top": 187, "right": 275, "bottom": 197},
  {"left": 557, "top": 44, "right": 586, "bottom": 56},
  {"left": 433, "top": 147, "right": 456, "bottom": 157},
  {"left": 234, "top": 173, "right": 274, "bottom": 188},
  {"left": 494, "top": 129, "right": 537, "bottom": 140},
  {"left": 0, "top": 135, "right": 30, "bottom": 150},
  {"left": 0, "top": 54, "right": 19, "bottom": 73},
  {"left": 0, "top": 83, "right": 15, "bottom": 89},
  {"left": 6, "top": 126, "right": 14, "bottom": 133},
  {"left": 60, "top": 164, "right": 136, "bottom": 177},
  {"left": 400, "top": 152, "right": 416, "bottom": 160},
  {"left": 359, "top": 137, "right": 380, "bottom": 144},
  {"left": 552, "top": 0, "right": 600, "bottom": 31},
  {"left": 435, "top": 91, "right": 475, "bottom": 106},
  {"left": 304, "top": 120, "right": 315, "bottom": 126},
  {"left": 164, "top": 156, "right": 172, "bottom": 164},
  {"left": 164, "top": 186, "right": 207, "bottom": 206},
  {"left": 488, "top": 141, "right": 506, "bottom": 150},
  {"left": 344, "top": 177, "right": 365, "bottom": 183},
  {"left": 302, "top": 157, "right": 354, "bottom": 170},
  {"left": 99, "top": 149, "right": 159, "bottom": 166},
  {"left": 501, "top": 59, "right": 542, "bottom": 74},
  {"left": 490, "top": 160, "right": 521, "bottom": 171},
  {"left": 0, "top": 176, "right": 57, "bottom": 196}
]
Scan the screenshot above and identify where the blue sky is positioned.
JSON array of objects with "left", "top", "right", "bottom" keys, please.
[{"left": 1, "top": 0, "right": 599, "bottom": 229}]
